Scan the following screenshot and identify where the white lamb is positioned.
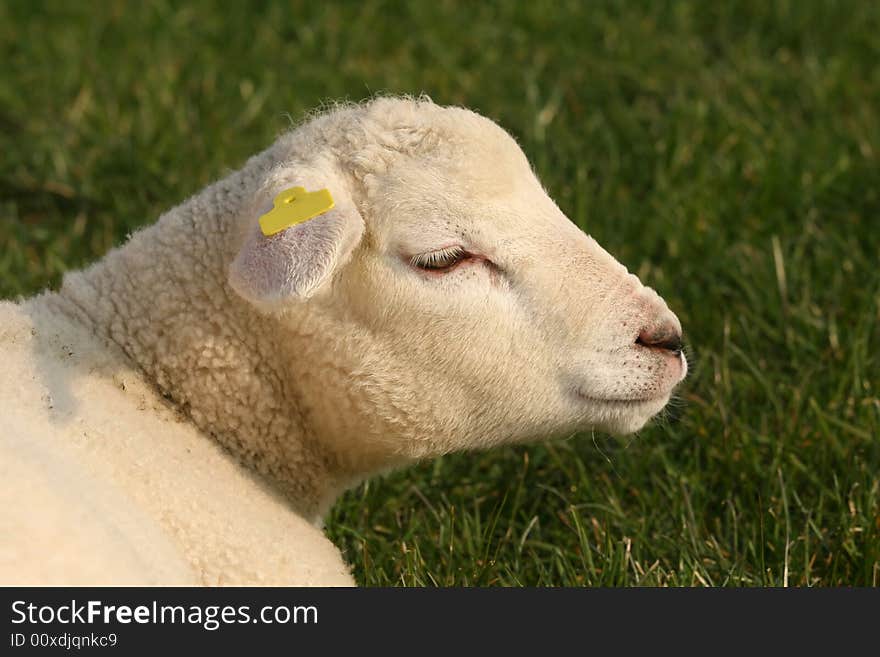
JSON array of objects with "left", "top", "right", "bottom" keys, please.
[{"left": 0, "top": 97, "right": 686, "bottom": 585}]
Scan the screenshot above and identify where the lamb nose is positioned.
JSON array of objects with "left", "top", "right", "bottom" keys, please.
[{"left": 636, "top": 325, "right": 683, "bottom": 354}]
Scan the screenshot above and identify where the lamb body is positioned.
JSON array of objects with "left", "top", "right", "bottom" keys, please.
[
  {"left": 1, "top": 97, "right": 686, "bottom": 585},
  {"left": 0, "top": 301, "right": 352, "bottom": 584}
]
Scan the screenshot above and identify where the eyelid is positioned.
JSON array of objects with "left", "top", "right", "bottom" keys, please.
[{"left": 409, "top": 245, "right": 467, "bottom": 269}]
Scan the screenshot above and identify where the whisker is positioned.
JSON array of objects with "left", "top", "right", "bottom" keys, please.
[{"left": 592, "top": 430, "right": 624, "bottom": 481}]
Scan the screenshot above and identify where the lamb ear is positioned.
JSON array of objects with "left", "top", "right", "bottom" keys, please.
[{"left": 228, "top": 184, "right": 364, "bottom": 311}]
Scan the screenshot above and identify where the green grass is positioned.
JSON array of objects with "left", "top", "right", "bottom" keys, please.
[{"left": 2, "top": 0, "right": 878, "bottom": 586}]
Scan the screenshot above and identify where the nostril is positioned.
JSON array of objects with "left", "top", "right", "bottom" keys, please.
[{"left": 636, "top": 327, "right": 683, "bottom": 354}]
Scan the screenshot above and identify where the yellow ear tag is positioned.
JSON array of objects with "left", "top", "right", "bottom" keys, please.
[{"left": 259, "top": 187, "right": 335, "bottom": 236}]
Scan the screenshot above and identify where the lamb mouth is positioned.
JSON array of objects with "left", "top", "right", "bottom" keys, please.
[{"left": 575, "top": 391, "right": 666, "bottom": 406}]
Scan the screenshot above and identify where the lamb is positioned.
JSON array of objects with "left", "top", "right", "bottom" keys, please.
[{"left": 0, "top": 96, "right": 687, "bottom": 585}]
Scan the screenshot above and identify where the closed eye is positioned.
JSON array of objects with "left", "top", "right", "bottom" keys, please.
[{"left": 410, "top": 245, "right": 468, "bottom": 272}]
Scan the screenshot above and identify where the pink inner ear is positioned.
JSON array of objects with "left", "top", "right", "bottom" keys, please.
[{"left": 228, "top": 205, "right": 363, "bottom": 309}]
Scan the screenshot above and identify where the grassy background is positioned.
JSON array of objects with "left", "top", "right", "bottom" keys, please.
[{"left": 2, "top": 0, "right": 878, "bottom": 585}]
